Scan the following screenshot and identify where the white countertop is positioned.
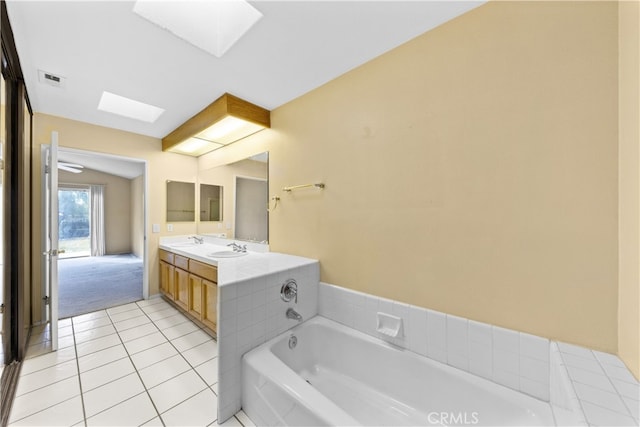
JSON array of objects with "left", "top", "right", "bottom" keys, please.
[{"left": 159, "top": 236, "right": 318, "bottom": 286}]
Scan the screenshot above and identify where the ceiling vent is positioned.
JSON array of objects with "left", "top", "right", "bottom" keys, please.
[{"left": 38, "top": 70, "right": 65, "bottom": 88}]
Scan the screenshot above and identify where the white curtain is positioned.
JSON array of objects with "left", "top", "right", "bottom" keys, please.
[{"left": 90, "top": 184, "right": 106, "bottom": 256}]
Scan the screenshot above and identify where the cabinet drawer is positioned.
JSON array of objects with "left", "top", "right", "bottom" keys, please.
[
  {"left": 159, "top": 249, "right": 174, "bottom": 264},
  {"left": 174, "top": 254, "right": 189, "bottom": 270},
  {"left": 189, "top": 260, "right": 218, "bottom": 283}
]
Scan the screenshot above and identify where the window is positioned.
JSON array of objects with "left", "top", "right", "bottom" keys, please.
[{"left": 58, "top": 187, "right": 90, "bottom": 258}]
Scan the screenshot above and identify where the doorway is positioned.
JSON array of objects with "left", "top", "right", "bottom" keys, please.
[{"left": 43, "top": 146, "right": 148, "bottom": 321}]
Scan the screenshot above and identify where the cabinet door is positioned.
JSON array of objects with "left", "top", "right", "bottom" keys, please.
[
  {"left": 202, "top": 279, "right": 218, "bottom": 331},
  {"left": 174, "top": 267, "right": 189, "bottom": 310},
  {"left": 159, "top": 260, "right": 175, "bottom": 300},
  {"left": 189, "top": 274, "right": 203, "bottom": 318}
]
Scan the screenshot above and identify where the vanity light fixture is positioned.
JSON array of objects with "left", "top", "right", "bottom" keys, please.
[{"left": 163, "top": 93, "right": 270, "bottom": 157}]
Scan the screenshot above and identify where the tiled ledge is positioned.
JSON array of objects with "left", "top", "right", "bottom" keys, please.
[
  {"left": 555, "top": 341, "right": 639, "bottom": 426},
  {"left": 318, "top": 282, "right": 639, "bottom": 426}
]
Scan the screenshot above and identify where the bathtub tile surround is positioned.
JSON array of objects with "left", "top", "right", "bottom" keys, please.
[
  {"left": 426, "top": 309, "right": 447, "bottom": 363},
  {"left": 319, "top": 282, "right": 551, "bottom": 400},
  {"left": 318, "top": 282, "right": 640, "bottom": 426},
  {"left": 469, "top": 320, "right": 493, "bottom": 380},
  {"left": 554, "top": 342, "right": 639, "bottom": 426},
  {"left": 217, "top": 262, "right": 319, "bottom": 422},
  {"left": 446, "top": 314, "right": 469, "bottom": 371}
]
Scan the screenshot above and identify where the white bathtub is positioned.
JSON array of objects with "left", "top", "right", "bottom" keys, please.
[{"left": 242, "top": 316, "right": 556, "bottom": 426}]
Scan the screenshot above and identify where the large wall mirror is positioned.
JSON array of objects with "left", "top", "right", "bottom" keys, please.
[
  {"left": 166, "top": 180, "right": 195, "bottom": 222},
  {"left": 198, "top": 152, "right": 268, "bottom": 243}
]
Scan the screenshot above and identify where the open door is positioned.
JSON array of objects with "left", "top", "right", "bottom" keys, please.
[{"left": 42, "top": 131, "right": 59, "bottom": 350}]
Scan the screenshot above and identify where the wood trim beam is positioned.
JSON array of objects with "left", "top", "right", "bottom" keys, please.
[{"left": 162, "top": 93, "right": 270, "bottom": 151}]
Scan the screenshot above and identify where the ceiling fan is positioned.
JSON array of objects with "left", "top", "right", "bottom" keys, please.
[{"left": 58, "top": 161, "right": 84, "bottom": 174}]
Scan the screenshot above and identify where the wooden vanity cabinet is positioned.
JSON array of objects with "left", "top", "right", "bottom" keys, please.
[
  {"left": 174, "top": 267, "right": 190, "bottom": 311},
  {"left": 202, "top": 280, "right": 217, "bottom": 330},
  {"left": 159, "top": 249, "right": 218, "bottom": 335},
  {"left": 188, "top": 260, "right": 218, "bottom": 330},
  {"left": 159, "top": 250, "right": 175, "bottom": 298},
  {"left": 188, "top": 274, "right": 203, "bottom": 317}
]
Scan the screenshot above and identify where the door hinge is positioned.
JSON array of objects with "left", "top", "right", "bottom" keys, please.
[
  {"left": 0, "top": 303, "right": 4, "bottom": 314},
  {"left": 43, "top": 296, "right": 50, "bottom": 305}
]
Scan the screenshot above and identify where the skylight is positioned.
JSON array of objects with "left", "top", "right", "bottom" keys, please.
[
  {"left": 97, "top": 91, "right": 165, "bottom": 123},
  {"left": 132, "top": 0, "right": 263, "bottom": 58}
]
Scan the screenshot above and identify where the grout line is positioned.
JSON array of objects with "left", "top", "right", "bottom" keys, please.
[
  {"left": 591, "top": 350, "right": 636, "bottom": 419},
  {"left": 119, "top": 328, "right": 160, "bottom": 344},
  {"left": 105, "top": 302, "right": 145, "bottom": 315},
  {"left": 83, "top": 390, "right": 151, "bottom": 425},
  {"left": 557, "top": 351, "right": 590, "bottom": 425},
  {"left": 75, "top": 338, "right": 123, "bottom": 359},
  {"left": 13, "top": 361, "right": 79, "bottom": 398},
  {"left": 15, "top": 301, "right": 226, "bottom": 426},
  {"left": 105, "top": 304, "right": 166, "bottom": 427},
  {"left": 6, "top": 394, "right": 84, "bottom": 426},
  {"left": 136, "top": 300, "right": 220, "bottom": 423},
  {"left": 71, "top": 316, "right": 89, "bottom": 427}
]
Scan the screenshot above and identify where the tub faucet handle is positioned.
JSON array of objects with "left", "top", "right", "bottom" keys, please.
[{"left": 280, "top": 279, "right": 298, "bottom": 303}]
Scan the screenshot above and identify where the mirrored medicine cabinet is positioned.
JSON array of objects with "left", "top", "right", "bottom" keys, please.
[
  {"left": 166, "top": 180, "right": 195, "bottom": 222},
  {"left": 200, "top": 183, "right": 223, "bottom": 222}
]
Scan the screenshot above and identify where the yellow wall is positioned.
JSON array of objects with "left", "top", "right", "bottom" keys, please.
[
  {"left": 59, "top": 167, "right": 133, "bottom": 254},
  {"left": 203, "top": 1, "right": 621, "bottom": 353},
  {"left": 618, "top": 0, "right": 640, "bottom": 379},
  {"left": 31, "top": 113, "right": 198, "bottom": 323}
]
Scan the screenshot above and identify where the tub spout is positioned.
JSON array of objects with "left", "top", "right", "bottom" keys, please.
[{"left": 286, "top": 308, "right": 303, "bottom": 323}]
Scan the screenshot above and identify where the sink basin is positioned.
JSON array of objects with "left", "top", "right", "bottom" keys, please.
[
  {"left": 169, "top": 242, "right": 199, "bottom": 248},
  {"left": 207, "top": 251, "right": 248, "bottom": 258}
]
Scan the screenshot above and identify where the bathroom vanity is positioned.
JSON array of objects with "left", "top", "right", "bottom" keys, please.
[
  {"left": 159, "top": 248, "right": 218, "bottom": 334},
  {"left": 158, "top": 236, "right": 318, "bottom": 338}
]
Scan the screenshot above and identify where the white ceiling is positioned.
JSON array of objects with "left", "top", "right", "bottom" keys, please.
[
  {"left": 59, "top": 148, "right": 145, "bottom": 179},
  {"left": 6, "top": 0, "right": 483, "bottom": 176}
]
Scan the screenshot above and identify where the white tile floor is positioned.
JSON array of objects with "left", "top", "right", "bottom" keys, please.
[{"left": 8, "top": 298, "right": 255, "bottom": 427}]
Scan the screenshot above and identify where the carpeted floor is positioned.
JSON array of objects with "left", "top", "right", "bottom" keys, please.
[{"left": 58, "top": 254, "right": 143, "bottom": 319}]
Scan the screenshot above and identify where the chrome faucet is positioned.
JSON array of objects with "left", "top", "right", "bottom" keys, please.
[
  {"left": 189, "top": 236, "right": 204, "bottom": 244},
  {"left": 286, "top": 308, "right": 303, "bottom": 323},
  {"left": 227, "top": 242, "right": 247, "bottom": 252},
  {"left": 280, "top": 279, "right": 298, "bottom": 303}
]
